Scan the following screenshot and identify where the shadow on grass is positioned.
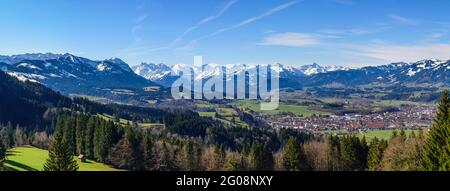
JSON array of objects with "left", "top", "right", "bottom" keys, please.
[
  {"left": 4, "top": 160, "right": 38, "bottom": 171},
  {"left": 6, "top": 150, "right": 20, "bottom": 157}
]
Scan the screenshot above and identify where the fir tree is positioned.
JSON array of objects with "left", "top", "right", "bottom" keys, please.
[
  {"left": 249, "top": 143, "right": 274, "bottom": 171},
  {"left": 0, "top": 140, "right": 6, "bottom": 162},
  {"left": 62, "top": 117, "right": 76, "bottom": 155},
  {"left": 75, "top": 116, "right": 86, "bottom": 155},
  {"left": 157, "top": 142, "right": 176, "bottom": 171},
  {"left": 0, "top": 140, "right": 5, "bottom": 171},
  {"left": 183, "top": 141, "right": 196, "bottom": 171},
  {"left": 43, "top": 131, "right": 79, "bottom": 171},
  {"left": 143, "top": 133, "right": 155, "bottom": 170},
  {"left": 213, "top": 145, "right": 226, "bottom": 170},
  {"left": 2, "top": 122, "right": 15, "bottom": 148},
  {"left": 326, "top": 135, "right": 342, "bottom": 171},
  {"left": 367, "top": 137, "right": 387, "bottom": 171},
  {"left": 84, "top": 117, "right": 95, "bottom": 159},
  {"left": 422, "top": 90, "right": 450, "bottom": 171},
  {"left": 282, "top": 137, "right": 308, "bottom": 171},
  {"left": 225, "top": 154, "right": 244, "bottom": 171}
]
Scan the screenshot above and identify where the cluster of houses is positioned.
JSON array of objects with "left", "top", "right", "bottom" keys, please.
[{"left": 258, "top": 105, "right": 435, "bottom": 132}]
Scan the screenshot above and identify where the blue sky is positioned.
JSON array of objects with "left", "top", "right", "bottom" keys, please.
[{"left": 1, "top": 0, "right": 450, "bottom": 67}]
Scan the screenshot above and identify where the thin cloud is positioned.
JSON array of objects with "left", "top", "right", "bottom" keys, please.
[
  {"left": 388, "top": 14, "right": 418, "bottom": 25},
  {"left": 131, "top": 24, "right": 144, "bottom": 34},
  {"left": 210, "top": 0, "right": 300, "bottom": 38},
  {"left": 174, "top": 0, "right": 239, "bottom": 43},
  {"left": 181, "top": 0, "right": 301, "bottom": 49},
  {"left": 332, "top": 0, "right": 353, "bottom": 5},
  {"left": 134, "top": 13, "right": 148, "bottom": 23},
  {"left": 345, "top": 43, "right": 450, "bottom": 63},
  {"left": 136, "top": 0, "right": 239, "bottom": 54},
  {"left": 258, "top": 32, "right": 319, "bottom": 47}
]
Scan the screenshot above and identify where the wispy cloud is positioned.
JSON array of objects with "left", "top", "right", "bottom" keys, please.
[
  {"left": 132, "top": 0, "right": 239, "bottom": 55},
  {"left": 258, "top": 32, "right": 319, "bottom": 47},
  {"left": 319, "top": 27, "right": 383, "bottom": 36},
  {"left": 173, "top": 0, "right": 239, "bottom": 43},
  {"left": 178, "top": 0, "right": 300, "bottom": 50},
  {"left": 343, "top": 43, "right": 450, "bottom": 63},
  {"left": 207, "top": 0, "right": 300, "bottom": 38},
  {"left": 423, "top": 32, "right": 447, "bottom": 42},
  {"left": 332, "top": 0, "right": 353, "bottom": 5},
  {"left": 134, "top": 13, "right": 148, "bottom": 23},
  {"left": 388, "top": 14, "right": 418, "bottom": 25}
]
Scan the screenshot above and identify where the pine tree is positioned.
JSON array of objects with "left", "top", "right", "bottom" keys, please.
[
  {"left": 282, "top": 137, "right": 308, "bottom": 171},
  {"left": 213, "top": 145, "right": 226, "bottom": 170},
  {"left": 249, "top": 143, "right": 274, "bottom": 171},
  {"left": 367, "top": 137, "right": 387, "bottom": 171},
  {"left": 0, "top": 140, "right": 6, "bottom": 162},
  {"left": 75, "top": 116, "right": 86, "bottom": 155},
  {"left": 62, "top": 116, "right": 76, "bottom": 155},
  {"left": 93, "top": 120, "right": 104, "bottom": 161},
  {"left": 43, "top": 131, "right": 79, "bottom": 171},
  {"left": 1, "top": 122, "right": 15, "bottom": 148},
  {"left": 240, "top": 146, "right": 249, "bottom": 170},
  {"left": 423, "top": 90, "right": 450, "bottom": 171},
  {"left": 183, "top": 141, "right": 196, "bottom": 171},
  {"left": 326, "top": 135, "right": 342, "bottom": 171},
  {"left": 157, "top": 142, "right": 176, "bottom": 171},
  {"left": 225, "top": 154, "right": 244, "bottom": 171},
  {"left": 143, "top": 133, "right": 156, "bottom": 170},
  {"left": 84, "top": 117, "right": 95, "bottom": 159}
]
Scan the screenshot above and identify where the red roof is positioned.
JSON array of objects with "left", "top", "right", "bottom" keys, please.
[{"left": 367, "top": 122, "right": 386, "bottom": 128}]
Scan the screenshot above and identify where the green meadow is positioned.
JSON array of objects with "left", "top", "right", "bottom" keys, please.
[{"left": 4, "top": 146, "right": 119, "bottom": 171}]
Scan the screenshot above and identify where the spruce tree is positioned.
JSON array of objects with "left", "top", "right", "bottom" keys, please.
[
  {"left": 249, "top": 143, "right": 274, "bottom": 171},
  {"left": 2, "top": 122, "right": 15, "bottom": 148},
  {"left": 75, "top": 116, "right": 86, "bottom": 155},
  {"left": 326, "top": 135, "right": 342, "bottom": 171},
  {"left": 282, "top": 137, "right": 307, "bottom": 171},
  {"left": 63, "top": 117, "right": 76, "bottom": 155},
  {"left": 0, "top": 140, "right": 6, "bottom": 162},
  {"left": 183, "top": 141, "right": 196, "bottom": 171},
  {"left": 422, "top": 90, "right": 450, "bottom": 171},
  {"left": 367, "top": 137, "right": 386, "bottom": 171},
  {"left": 158, "top": 142, "right": 176, "bottom": 171},
  {"left": 225, "top": 155, "right": 244, "bottom": 171},
  {"left": 43, "top": 131, "right": 79, "bottom": 171},
  {"left": 143, "top": 133, "right": 155, "bottom": 170},
  {"left": 84, "top": 117, "right": 95, "bottom": 159},
  {"left": 93, "top": 120, "right": 104, "bottom": 161}
]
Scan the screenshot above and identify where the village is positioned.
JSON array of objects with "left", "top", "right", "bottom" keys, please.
[{"left": 255, "top": 105, "right": 435, "bottom": 134}]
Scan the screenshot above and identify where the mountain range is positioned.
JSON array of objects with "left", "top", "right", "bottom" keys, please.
[
  {"left": 132, "top": 62, "right": 350, "bottom": 87},
  {"left": 1, "top": 53, "right": 449, "bottom": 102},
  {"left": 133, "top": 59, "right": 450, "bottom": 88},
  {"left": 0, "top": 53, "right": 158, "bottom": 97}
]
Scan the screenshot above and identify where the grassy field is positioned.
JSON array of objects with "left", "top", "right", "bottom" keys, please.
[
  {"left": 4, "top": 146, "right": 119, "bottom": 171},
  {"left": 357, "top": 130, "right": 419, "bottom": 141},
  {"left": 97, "top": 113, "right": 133, "bottom": 126},
  {"left": 321, "top": 129, "right": 420, "bottom": 141},
  {"left": 233, "top": 99, "right": 329, "bottom": 117},
  {"left": 374, "top": 100, "right": 420, "bottom": 106},
  {"left": 198, "top": 112, "right": 216, "bottom": 117}
]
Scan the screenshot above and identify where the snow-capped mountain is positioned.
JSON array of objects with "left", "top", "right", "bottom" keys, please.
[
  {"left": 132, "top": 63, "right": 172, "bottom": 81},
  {"left": 132, "top": 62, "right": 348, "bottom": 87},
  {"left": 298, "top": 63, "right": 350, "bottom": 76},
  {"left": 306, "top": 59, "right": 450, "bottom": 86},
  {"left": 0, "top": 53, "right": 158, "bottom": 95}
]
